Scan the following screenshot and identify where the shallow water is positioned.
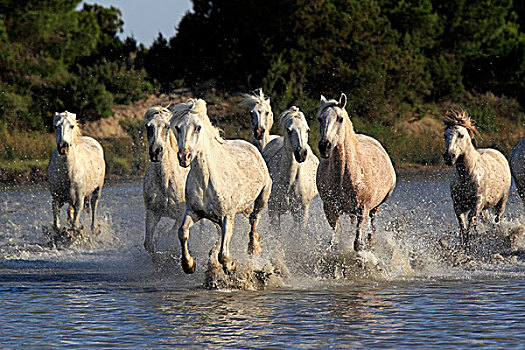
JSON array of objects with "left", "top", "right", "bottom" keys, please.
[{"left": 1, "top": 173, "right": 525, "bottom": 348}]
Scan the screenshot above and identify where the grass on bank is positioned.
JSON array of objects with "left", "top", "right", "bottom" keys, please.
[{"left": 1, "top": 91, "right": 524, "bottom": 184}]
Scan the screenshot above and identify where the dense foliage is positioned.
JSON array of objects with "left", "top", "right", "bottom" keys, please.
[
  {"left": 0, "top": 0, "right": 152, "bottom": 130},
  {"left": 141, "top": 0, "right": 525, "bottom": 119}
]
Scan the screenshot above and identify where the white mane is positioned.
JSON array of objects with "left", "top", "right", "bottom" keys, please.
[
  {"left": 279, "top": 106, "right": 307, "bottom": 133},
  {"left": 169, "top": 98, "right": 224, "bottom": 144},
  {"left": 144, "top": 106, "right": 171, "bottom": 123},
  {"left": 239, "top": 88, "right": 271, "bottom": 110}
]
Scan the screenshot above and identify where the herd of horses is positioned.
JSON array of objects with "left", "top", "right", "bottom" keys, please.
[{"left": 48, "top": 88, "right": 525, "bottom": 275}]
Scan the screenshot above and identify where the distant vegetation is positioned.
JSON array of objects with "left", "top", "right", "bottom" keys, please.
[{"left": 1, "top": 0, "right": 525, "bottom": 182}]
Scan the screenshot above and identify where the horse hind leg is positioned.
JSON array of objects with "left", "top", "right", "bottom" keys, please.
[
  {"left": 367, "top": 207, "right": 379, "bottom": 248},
  {"left": 494, "top": 192, "right": 509, "bottom": 223},
  {"left": 248, "top": 182, "right": 271, "bottom": 256}
]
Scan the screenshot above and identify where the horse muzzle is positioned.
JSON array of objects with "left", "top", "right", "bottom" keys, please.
[
  {"left": 149, "top": 146, "right": 163, "bottom": 162},
  {"left": 318, "top": 140, "right": 332, "bottom": 159},
  {"left": 294, "top": 148, "right": 308, "bottom": 163},
  {"left": 253, "top": 128, "right": 265, "bottom": 140},
  {"left": 178, "top": 150, "right": 192, "bottom": 167},
  {"left": 57, "top": 142, "right": 69, "bottom": 155}
]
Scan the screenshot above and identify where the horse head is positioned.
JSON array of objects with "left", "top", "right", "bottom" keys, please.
[
  {"left": 53, "top": 111, "right": 79, "bottom": 156},
  {"left": 317, "top": 93, "right": 348, "bottom": 158},
  {"left": 144, "top": 106, "right": 173, "bottom": 162},
  {"left": 280, "top": 106, "right": 310, "bottom": 163},
  {"left": 240, "top": 88, "right": 274, "bottom": 141},
  {"left": 443, "top": 110, "right": 479, "bottom": 166},
  {"left": 170, "top": 99, "right": 222, "bottom": 168}
]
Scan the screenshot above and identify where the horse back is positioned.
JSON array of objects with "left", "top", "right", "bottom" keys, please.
[{"left": 356, "top": 135, "right": 396, "bottom": 200}]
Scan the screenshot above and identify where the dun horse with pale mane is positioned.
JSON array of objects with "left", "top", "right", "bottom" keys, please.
[
  {"left": 48, "top": 111, "right": 105, "bottom": 233},
  {"left": 316, "top": 94, "right": 396, "bottom": 252},
  {"left": 443, "top": 110, "right": 511, "bottom": 247},
  {"left": 170, "top": 99, "right": 272, "bottom": 274}
]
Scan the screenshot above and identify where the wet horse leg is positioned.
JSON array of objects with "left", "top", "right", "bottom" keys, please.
[
  {"left": 90, "top": 187, "right": 102, "bottom": 233},
  {"left": 248, "top": 182, "right": 271, "bottom": 256},
  {"left": 207, "top": 223, "right": 223, "bottom": 272},
  {"left": 144, "top": 209, "right": 160, "bottom": 257},
  {"left": 218, "top": 215, "right": 237, "bottom": 274},
  {"left": 178, "top": 210, "right": 198, "bottom": 274},
  {"left": 72, "top": 195, "right": 85, "bottom": 231},
  {"left": 368, "top": 207, "right": 379, "bottom": 248},
  {"left": 354, "top": 207, "right": 370, "bottom": 252},
  {"left": 52, "top": 197, "right": 62, "bottom": 230},
  {"left": 323, "top": 202, "right": 341, "bottom": 248}
]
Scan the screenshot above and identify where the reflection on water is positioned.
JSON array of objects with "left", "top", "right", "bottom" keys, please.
[{"left": 1, "top": 173, "right": 525, "bottom": 347}]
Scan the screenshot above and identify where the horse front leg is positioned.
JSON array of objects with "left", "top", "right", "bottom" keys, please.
[
  {"left": 72, "top": 195, "right": 84, "bottom": 231},
  {"left": 178, "top": 210, "right": 199, "bottom": 274},
  {"left": 218, "top": 215, "right": 237, "bottom": 274},
  {"left": 90, "top": 187, "right": 102, "bottom": 233},
  {"left": 292, "top": 203, "right": 310, "bottom": 231},
  {"left": 466, "top": 201, "right": 483, "bottom": 251},
  {"left": 52, "top": 197, "right": 62, "bottom": 230},
  {"left": 144, "top": 209, "right": 160, "bottom": 257},
  {"left": 248, "top": 182, "right": 271, "bottom": 256},
  {"left": 354, "top": 207, "right": 370, "bottom": 252},
  {"left": 323, "top": 202, "right": 341, "bottom": 248}
]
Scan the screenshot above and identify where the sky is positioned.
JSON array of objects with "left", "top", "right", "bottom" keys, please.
[{"left": 81, "top": 0, "right": 193, "bottom": 47}]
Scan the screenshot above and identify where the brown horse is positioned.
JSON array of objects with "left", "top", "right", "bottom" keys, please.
[{"left": 316, "top": 94, "right": 396, "bottom": 252}]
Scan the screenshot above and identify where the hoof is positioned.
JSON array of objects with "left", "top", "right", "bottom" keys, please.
[
  {"left": 248, "top": 240, "right": 261, "bottom": 256},
  {"left": 181, "top": 257, "right": 196, "bottom": 274},
  {"left": 220, "top": 257, "right": 237, "bottom": 275}
]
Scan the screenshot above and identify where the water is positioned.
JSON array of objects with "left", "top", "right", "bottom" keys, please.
[{"left": 1, "top": 173, "right": 525, "bottom": 348}]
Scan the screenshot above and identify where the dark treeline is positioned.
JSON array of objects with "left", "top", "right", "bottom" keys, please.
[{"left": 2, "top": 0, "right": 525, "bottom": 131}]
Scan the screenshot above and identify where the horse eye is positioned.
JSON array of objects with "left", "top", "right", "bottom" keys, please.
[
  {"left": 287, "top": 128, "right": 292, "bottom": 134},
  {"left": 174, "top": 126, "right": 181, "bottom": 133},
  {"left": 458, "top": 133, "right": 464, "bottom": 138},
  {"left": 338, "top": 117, "right": 344, "bottom": 123},
  {"left": 70, "top": 125, "right": 74, "bottom": 129},
  {"left": 195, "top": 125, "right": 202, "bottom": 132}
]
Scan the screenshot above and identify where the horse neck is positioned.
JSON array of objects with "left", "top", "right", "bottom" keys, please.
[
  {"left": 332, "top": 118, "right": 359, "bottom": 179},
  {"left": 190, "top": 134, "right": 227, "bottom": 187},
  {"left": 455, "top": 141, "right": 481, "bottom": 178},
  {"left": 280, "top": 138, "right": 300, "bottom": 186},
  {"left": 158, "top": 136, "right": 179, "bottom": 181},
  {"left": 250, "top": 132, "right": 270, "bottom": 152}
]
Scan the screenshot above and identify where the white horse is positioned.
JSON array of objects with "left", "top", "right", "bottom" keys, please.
[
  {"left": 142, "top": 106, "right": 189, "bottom": 257},
  {"left": 510, "top": 138, "right": 525, "bottom": 207},
  {"left": 316, "top": 94, "right": 396, "bottom": 252},
  {"left": 170, "top": 99, "right": 272, "bottom": 274},
  {"left": 443, "top": 110, "right": 511, "bottom": 246},
  {"left": 48, "top": 111, "right": 105, "bottom": 232},
  {"left": 263, "top": 106, "right": 319, "bottom": 230},
  {"left": 239, "top": 88, "right": 279, "bottom": 152}
]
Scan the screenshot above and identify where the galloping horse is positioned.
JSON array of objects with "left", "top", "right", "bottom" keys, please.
[
  {"left": 48, "top": 111, "right": 105, "bottom": 233},
  {"left": 316, "top": 94, "right": 396, "bottom": 252},
  {"left": 263, "top": 106, "right": 319, "bottom": 230},
  {"left": 142, "top": 106, "right": 189, "bottom": 258},
  {"left": 443, "top": 110, "right": 511, "bottom": 246},
  {"left": 239, "top": 88, "right": 279, "bottom": 152},
  {"left": 170, "top": 99, "right": 272, "bottom": 274}
]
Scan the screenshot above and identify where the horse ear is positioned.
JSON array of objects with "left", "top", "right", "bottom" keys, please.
[
  {"left": 266, "top": 97, "right": 271, "bottom": 105},
  {"left": 53, "top": 112, "right": 60, "bottom": 125},
  {"left": 258, "top": 88, "right": 264, "bottom": 99},
  {"left": 339, "top": 93, "right": 347, "bottom": 109},
  {"left": 320, "top": 95, "right": 327, "bottom": 103}
]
